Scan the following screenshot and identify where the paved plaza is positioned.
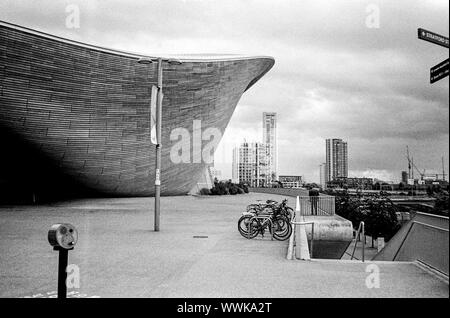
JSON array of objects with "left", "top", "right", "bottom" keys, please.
[{"left": 0, "top": 193, "right": 448, "bottom": 298}]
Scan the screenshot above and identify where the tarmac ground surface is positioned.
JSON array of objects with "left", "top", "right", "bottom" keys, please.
[{"left": 0, "top": 193, "right": 448, "bottom": 298}]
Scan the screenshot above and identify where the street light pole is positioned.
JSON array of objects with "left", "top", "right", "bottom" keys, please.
[
  {"left": 138, "top": 56, "right": 182, "bottom": 232},
  {"left": 154, "top": 57, "right": 163, "bottom": 232}
]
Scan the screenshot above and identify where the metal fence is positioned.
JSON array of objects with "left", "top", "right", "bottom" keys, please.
[
  {"left": 297, "top": 196, "right": 335, "bottom": 216},
  {"left": 249, "top": 188, "right": 335, "bottom": 216}
]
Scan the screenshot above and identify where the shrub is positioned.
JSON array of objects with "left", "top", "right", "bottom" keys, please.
[
  {"left": 239, "top": 183, "right": 249, "bottom": 193},
  {"left": 199, "top": 188, "right": 211, "bottom": 195},
  {"left": 210, "top": 180, "right": 227, "bottom": 195},
  {"left": 229, "top": 184, "right": 240, "bottom": 195},
  {"left": 209, "top": 180, "right": 247, "bottom": 196}
]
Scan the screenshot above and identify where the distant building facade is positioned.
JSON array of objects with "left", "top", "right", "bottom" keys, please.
[
  {"left": 279, "top": 175, "right": 303, "bottom": 188},
  {"left": 346, "top": 177, "right": 374, "bottom": 189},
  {"left": 209, "top": 167, "right": 222, "bottom": 180},
  {"left": 232, "top": 148, "right": 239, "bottom": 183},
  {"left": 325, "top": 138, "right": 348, "bottom": 182},
  {"left": 328, "top": 177, "right": 373, "bottom": 189},
  {"left": 263, "top": 112, "right": 277, "bottom": 182},
  {"left": 401, "top": 171, "right": 408, "bottom": 184},
  {"left": 319, "top": 163, "right": 326, "bottom": 188},
  {"left": 232, "top": 141, "right": 269, "bottom": 187}
]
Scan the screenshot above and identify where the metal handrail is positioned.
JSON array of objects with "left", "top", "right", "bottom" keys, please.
[
  {"left": 351, "top": 221, "right": 365, "bottom": 262},
  {"left": 291, "top": 221, "right": 315, "bottom": 258}
]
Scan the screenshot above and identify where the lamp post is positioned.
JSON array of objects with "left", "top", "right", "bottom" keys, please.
[{"left": 138, "top": 56, "right": 182, "bottom": 231}]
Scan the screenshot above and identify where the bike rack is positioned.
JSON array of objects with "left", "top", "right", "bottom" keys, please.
[
  {"left": 244, "top": 199, "right": 294, "bottom": 241},
  {"left": 248, "top": 215, "right": 274, "bottom": 240},
  {"left": 291, "top": 221, "right": 315, "bottom": 259}
]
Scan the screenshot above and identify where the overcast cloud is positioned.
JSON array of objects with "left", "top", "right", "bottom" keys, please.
[{"left": 1, "top": 0, "right": 448, "bottom": 182}]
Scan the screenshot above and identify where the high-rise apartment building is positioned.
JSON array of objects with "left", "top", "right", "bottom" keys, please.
[
  {"left": 325, "top": 139, "right": 348, "bottom": 183},
  {"left": 319, "top": 163, "right": 327, "bottom": 188},
  {"left": 263, "top": 112, "right": 277, "bottom": 182},
  {"left": 232, "top": 141, "right": 269, "bottom": 187},
  {"left": 232, "top": 147, "right": 239, "bottom": 183}
]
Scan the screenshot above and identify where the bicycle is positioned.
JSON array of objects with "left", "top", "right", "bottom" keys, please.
[{"left": 238, "top": 199, "right": 293, "bottom": 241}]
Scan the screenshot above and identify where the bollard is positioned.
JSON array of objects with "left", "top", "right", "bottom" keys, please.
[
  {"left": 377, "top": 237, "right": 385, "bottom": 252},
  {"left": 48, "top": 223, "right": 78, "bottom": 299}
]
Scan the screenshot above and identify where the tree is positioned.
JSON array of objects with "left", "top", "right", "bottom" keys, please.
[
  {"left": 334, "top": 190, "right": 364, "bottom": 227},
  {"left": 334, "top": 191, "right": 401, "bottom": 241},
  {"left": 361, "top": 197, "right": 400, "bottom": 241},
  {"left": 432, "top": 191, "right": 449, "bottom": 216}
]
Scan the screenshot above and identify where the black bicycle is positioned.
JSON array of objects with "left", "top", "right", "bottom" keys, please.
[{"left": 238, "top": 199, "right": 293, "bottom": 241}]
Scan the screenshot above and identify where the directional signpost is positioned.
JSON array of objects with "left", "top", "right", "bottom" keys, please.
[
  {"left": 418, "top": 28, "right": 449, "bottom": 84},
  {"left": 418, "top": 28, "right": 449, "bottom": 49},
  {"left": 430, "top": 58, "right": 449, "bottom": 84}
]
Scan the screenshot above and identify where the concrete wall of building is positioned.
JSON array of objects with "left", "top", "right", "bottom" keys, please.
[{"left": 0, "top": 21, "right": 274, "bottom": 198}]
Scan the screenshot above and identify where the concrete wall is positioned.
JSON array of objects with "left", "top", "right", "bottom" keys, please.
[
  {"left": 373, "top": 212, "right": 449, "bottom": 275},
  {"left": 250, "top": 187, "right": 309, "bottom": 197},
  {"left": 300, "top": 215, "right": 353, "bottom": 259},
  {"left": 0, "top": 21, "right": 274, "bottom": 198}
]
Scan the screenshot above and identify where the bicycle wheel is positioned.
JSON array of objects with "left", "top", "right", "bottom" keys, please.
[
  {"left": 237, "top": 215, "right": 259, "bottom": 239},
  {"left": 273, "top": 218, "right": 292, "bottom": 241},
  {"left": 272, "top": 215, "right": 289, "bottom": 233},
  {"left": 285, "top": 207, "right": 295, "bottom": 221}
]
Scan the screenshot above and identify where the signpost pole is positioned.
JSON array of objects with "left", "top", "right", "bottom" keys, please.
[
  {"left": 56, "top": 247, "right": 69, "bottom": 299},
  {"left": 48, "top": 224, "right": 77, "bottom": 299}
]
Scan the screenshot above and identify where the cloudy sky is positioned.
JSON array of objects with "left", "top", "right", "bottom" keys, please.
[{"left": 1, "top": 0, "right": 448, "bottom": 183}]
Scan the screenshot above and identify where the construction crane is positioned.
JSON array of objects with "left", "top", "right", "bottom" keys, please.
[
  {"left": 405, "top": 146, "right": 447, "bottom": 181},
  {"left": 407, "top": 147, "right": 411, "bottom": 179},
  {"left": 411, "top": 160, "right": 425, "bottom": 180},
  {"left": 442, "top": 156, "right": 447, "bottom": 181},
  {"left": 406, "top": 146, "right": 412, "bottom": 179}
]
